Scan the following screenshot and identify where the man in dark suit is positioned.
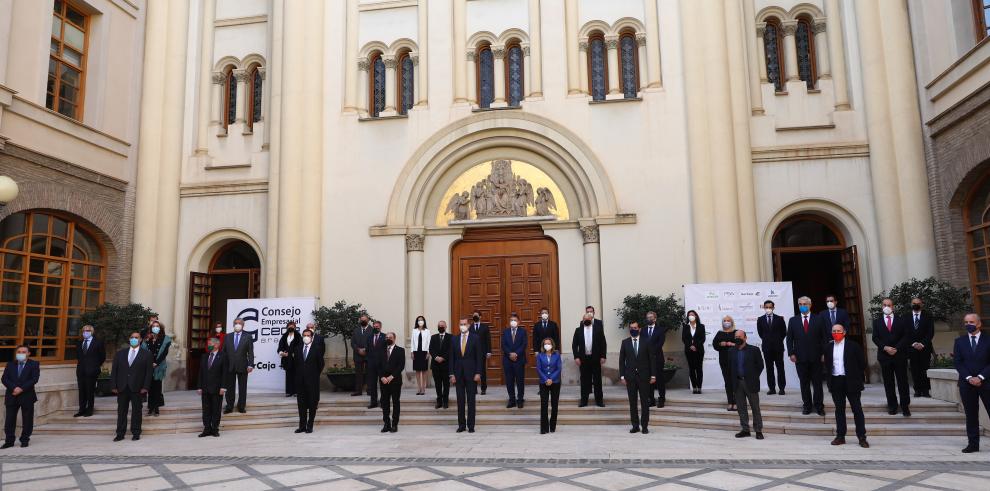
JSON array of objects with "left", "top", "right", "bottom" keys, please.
[
  {"left": 906, "top": 297, "right": 935, "bottom": 398},
  {"left": 110, "top": 332, "right": 153, "bottom": 441},
  {"left": 731, "top": 330, "right": 765, "bottom": 439},
  {"left": 350, "top": 315, "right": 371, "bottom": 396},
  {"left": 222, "top": 318, "right": 255, "bottom": 414},
  {"left": 450, "top": 318, "right": 484, "bottom": 432},
  {"left": 197, "top": 337, "right": 229, "bottom": 437},
  {"left": 532, "top": 307, "right": 560, "bottom": 356},
  {"left": 643, "top": 311, "right": 667, "bottom": 408},
  {"left": 787, "top": 296, "right": 830, "bottom": 415},
  {"left": 757, "top": 300, "right": 787, "bottom": 395},
  {"left": 2, "top": 345, "right": 40, "bottom": 448},
  {"left": 294, "top": 327, "right": 325, "bottom": 434},
  {"left": 502, "top": 313, "right": 528, "bottom": 408},
  {"left": 824, "top": 323, "right": 869, "bottom": 448},
  {"left": 429, "top": 321, "right": 452, "bottom": 409},
  {"left": 379, "top": 332, "right": 404, "bottom": 432},
  {"left": 573, "top": 309, "right": 607, "bottom": 407},
  {"left": 954, "top": 313, "right": 990, "bottom": 453},
  {"left": 364, "top": 321, "right": 387, "bottom": 409},
  {"left": 469, "top": 310, "right": 492, "bottom": 395},
  {"left": 819, "top": 295, "right": 852, "bottom": 335},
  {"left": 74, "top": 324, "right": 105, "bottom": 417},
  {"left": 618, "top": 321, "right": 655, "bottom": 433},
  {"left": 872, "top": 297, "right": 911, "bottom": 416}
]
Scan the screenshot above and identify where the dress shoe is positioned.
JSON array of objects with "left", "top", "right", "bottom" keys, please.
[
  {"left": 237, "top": 408, "right": 246, "bottom": 414},
  {"left": 816, "top": 408, "right": 826, "bottom": 417},
  {"left": 350, "top": 392, "right": 362, "bottom": 397},
  {"left": 286, "top": 394, "right": 294, "bottom": 397},
  {"left": 389, "top": 427, "right": 397, "bottom": 433},
  {"left": 656, "top": 400, "right": 665, "bottom": 409},
  {"left": 480, "top": 390, "right": 486, "bottom": 395},
  {"left": 596, "top": 402, "right": 605, "bottom": 408},
  {"left": 443, "top": 402, "right": 449, "bottom": 409},
  {"left": 507, "top": 401, "right": 516, "bottom": 408},
  {"left": 19, "top": 442, "right": 28, "bottom": 448},
  {"left": 83, "top": 412, "right": 93, "bottom": 417},
  {"left": 902, "top": 408, "right": 911, "bottom": 417},
  {"left": 887, "top": 408, "right": 898, "bottom": 415},
  {"left": 540, "top": 430, "right": 548, "bottom": 435},
  {"left": 642, "top": 428, "right": 650, "bottom": 434},
  {"left": 518, "top": 401, "right": 524, "bottom": 409},
  {"left": 630, "top": 427, "right": 640, "bottom": 433},
  {"left": 435, "top": 401, "right": 442, "bottom": 409},
  {"left": 381, "top": 426, "right": 390, "bottom": 433},
  {"left": 198, "top": 431, "right": 210, "bottom": 438},
  {"left": 154, "top": 408, "right": 160, "bottom": 416},
  {"left": 779, "top": 390, "right": 786, "bottom": 395},
  {"left": 728, "top": 406, "right": 737, "bottom": 412},
  {"left": 550, "top": 427, "right": 556, "bottom": 433},
  {"left": 305, "top": 428, "right": 313, "bottom": 434},
  {"left": 113, "top": 435, "right": 125, "bottom": 442},
  {"left": 223, "top": 408, "right": 233, "bottom": 414},
  {"left": 0, "top": 442, "right": 13, "bottom": 449},
  {"left": 831, "top": 437, "right": 846, "bottom": 446},
  {"left": 468, "top": 428, "right": 475, "bottom": 433},
  {"left": 132, "top": 435, "right": 140, "bottom": 441},
  {"left": 456, "top": 427, "right": 466, "bottom": 433},
  {"left": 368, "top": 404, "right": 379, "bottom": 409},
  {"left": 73, "top": 412, "right": 84, "bottom": 417},
  {"left": 295, "top": 428, "right": 306, "bottom": 433},
  {"left": 962, "top": 445, "right": 980, "bottom": 453},
  {"left": 858, "top": 439, "right": 869, "bottom": 448},
  {"left": 802, "top": 408, "right": 812, "bottom": 415},
  {"left": 755, "top": 432, "right": 764, "bottom": 440},
  {"left": 578, "top": 402, "right": 588, "bottom": 408},
  {"left": 767, "top": 389, "right": 776, "bottom": 395},
  {"left": 735, "top": 431, "right": 751, "bottom": 438}
]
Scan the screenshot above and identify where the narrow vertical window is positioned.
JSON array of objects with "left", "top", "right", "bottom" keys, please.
[
  {"left": 795, "top": 18, "right": 817, "bottom": 90},
  {"left": 973, "top": 0, "right": 989, "bottom": 42},
  {"left": 763, "top": 20, "right": 785, "bottom": 92},
  {"left": 588, "top": 34, "right": 608, "bottom": 101},
  {"left": 249, "top": 66, "right": 263, "bottom": 129},
  {"left": 370, "top": 53, "right": 385, "bottom": 117},
  {"left": 506, "top": 44, "right": 524, "bottom": 107},
  {"left": 477, "top": 46, "right": 495, "bottom": 108},
  {"left": 48, "top": 0, "right": 88, "bottom": 119},
  {"left": 397, "top": 52, "right": 415, "bottom": 115},
  {"left": 224, "top": 69, "right": 236, "bottom": 130},
  {"left": 618, "top": 33, "right": 639, "bottom": 98}
]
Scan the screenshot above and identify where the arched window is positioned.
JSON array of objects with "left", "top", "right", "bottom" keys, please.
[
  {"left": 223, "top": 68, "right": 236, "bottom": 130},
  {"left": 0, "top": 211, "right": 106, "bottom": 362},
  {"left": 505, "top": 43, "right": 524, "bottom": 107},
  {"left": 477, "top": 45, "right": 495, "bottom": 109},
  {"left": 248, "top": 65, "right": 263, "bottom": 131},
  {"left": 588, "top": 33, "right": 608, "bottom": 101},
  {"left": 763, "top": 19, "right": 785, "bottom": 92},
  {"left": 618, "top": 32, "right": 639, "bottom": 99},
  {"left": 369, "top": 53, "right": 386, "bottom": 117},
  {"left": 397, "top": 52, "right": 415, "bottom": 115},
  {"left": 795, "top": 18, "right": 817, "bottom": 90}
]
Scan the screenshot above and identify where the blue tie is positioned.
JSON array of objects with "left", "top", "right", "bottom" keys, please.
[
  {"left": 235, "top": 333, "right": 240, "bottom": 350},
  {"left": 17, "top": 363, "right": 23, "bottom": 378}
]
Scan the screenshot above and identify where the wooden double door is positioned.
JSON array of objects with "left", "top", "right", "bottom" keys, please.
[{"left": 451, "top": 227, "right": 560, "bottom": 385}]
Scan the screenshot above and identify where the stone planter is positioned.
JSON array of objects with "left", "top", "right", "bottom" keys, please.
[
  {"left": 96, "top": 377, "right": 113, "bottom": 397},
  {"left": 662, "top": 367, "right": 678, "bottom": 384},
  {"left": 326, "top": 372, "right": 357, "bottom": 392}
]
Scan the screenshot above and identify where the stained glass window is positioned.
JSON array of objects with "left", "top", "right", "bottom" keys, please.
[
  {"left": 795, "top": 20, "right": 816, "bottom": 90},
  {"left": 478, "top": 47, "right": 494, "bottom": 108},
  {"left": 619, "top": 34, "right": 638, "bottom": 98},
  {"left": 399, "top": 54, "right": 414, "bottom": 115},
  {"left": 372, "top": 55, "right": 385, "bottom": 117},
  {"left": 506, "top": 45, "right": 524, "bottom": 107},
  {"left": 225, "top": 70, "right": 236, "bottom": 127},
  {"left": 251, "top": 67, "right": 263, "bottom": 124},
  {"left": 763, "top": 21, "right": 784, "bottom": 92},
  {"left": 589, "top": 36, "right": 607, "bottom": 101}
]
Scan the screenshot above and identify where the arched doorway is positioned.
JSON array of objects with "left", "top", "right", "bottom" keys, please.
[
  {"left": 963, "top": 173, "right": 990, "bottom": 323},
  {"left": 186, "top": 240, "right": 260, "bottom": 388},
  {"left": 772, "top": 214, "right": 865, "bottom": 347}
]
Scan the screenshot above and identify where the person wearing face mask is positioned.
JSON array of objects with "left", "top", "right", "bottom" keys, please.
[
  {"left": 379, "top": 332, "right": 405, "bottom": 433},
  {"left": 819, "top": 295, "right": 852, "bottom": 335},
  {"left": 110, "top": 332, "right": 153, "bottom": 441},
  {"left": 197, "top": 337, "right": 229, "bottom": 438},
  {"left": 501, "top": 313, "right": 528, "bottom": 409},
  {"left": 142, "top": 321, "right": 172, "bottom": 417},
  {"left": 643, "top": 311, "right": 667, "bottom": 408},
  {"left": 906, "top": 297, "right": 935, "bottom": 398},
  {"left": 2, "top": 345, "right": 40, "bottom": 448},
  {"left": 277, "top": 321, "right": 301, "bottom": 398},
  {"left": 410, "top": 315, "right": 432, "bottom": 396},
  {"left": 619, "top": 321, "right": 656, "bottom": 434},
  {"left": 787, "top": 296, "right": 830, "bottom": 416},
  {"left": 572, "top": 308, "right": 607, "bottom": 407},
  {"left": 756, "top": 300, "right": 787, "bottom": 396},
  {"left": 953, "top": 313, "right": 990, "bottom": 453},
  {"left": 681, "top": 310, "right": 706, "bottom": 394},
  {"left": 350, "top": 315, "right": 371, "bottom": 397},
  {"left": 469, "top": 310, "right": 492, "bottom": 395},
  {"left": 730, "top": 330, "right": 764, "bottom": 440},
  {"left": 222, "top": 318, "right": 255, "bottom": 414},
  {"left": 713, "top": 316, "right": 739, "bottom": 411},
  {"left": 429, "top": 321, "right": 452, "bottom": 409},
  {"left": 294, "top": 328, "right": 325, "bottom": 434},
  {"left": 536, "top": 337, "right": 563, "bottom": 434},
  {"left": 364, "top": 321, "right": 388, "bottom": 409},
  {"left": 871, "top": 297, "right": 911, "bottom": 416},
  {"left": 211, "top": 321, "right": 226, "bottom": 348},
  {"left": 74, "top": 324, "right": 105, "bottom": 417},
  {"left": 532, "top": 308, "right": 560, "bottom": 358},
  {"left": 450, "top": 318, "right": 484, "bottom": 432},
  {"left": 823, "top": 323, "right": 868, "bottom": 448}
]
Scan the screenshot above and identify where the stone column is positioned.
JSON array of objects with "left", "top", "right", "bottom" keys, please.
[
  {"left": 453, "top": 0, "right": 467, "bottom": 103},
  {"left": 466, "top": 50, "right": 476, "bottom": 106},
  {"left": 643, "top": 0, "right": 662, "bottom": 88},
  {"left": 755, "top": 25, "right": 768, "bottom": 82},
  {"left": 813, "top": 20, "right": 830, "bottom": 79},
  {"left": 492, "top": 45, "right": 507, "bottom": 107},
  {"left": 781, "top": 21, "right": 799, "bottom": 82},
  {"left": 233, "top": 68, "right": 249, "bottom": 128},
  {"left": 210, "top": 71, "right": 225, "bottom": 135},
  {"left": 527, "top": 0, "right": 543, "bottom": 97},
  {"left": 382, "top": 55, "right": 398, "bottom": 115},
  {"left": 416, "top": 0, "right": 429, "bottom": 105},
  {"left": 564, "top": 0, "right": 579, "bottom": 94},
  {"left": 825, "top": 0, "right": 850, "bottom": 109},
  {"left": 406, "top": 234, "right": 425, "bottom": 329},
  {"left": 357, "top": 60, "right": 369, "bottom": 117},
  {"left": 605, "top": 35, "right": 621, "bottom": 99},
  {"left": 344, "top": 0, "right": 359, "bottom": 112},
  {"left": 580, "top": 224, "right": 603, "bottom": 318},
  {"left": 412, "top": 55, "right": 421, "bottom": 105},
  {"left": 0, "top": 0, "right": 12, "bottom": 85},
  {"left": 636, "top": 33, "right": 648, "bottom": 90},
  {"left": 577, "top": 41, "right": 588, "bottom": 95},
  {"left": 744, "top": 0, "right": 765, "bottom": 115},
  {"left": 258, "top": 67, "right": 269, "bottom": 147},
  {"left": 194, "top": 0, "right": 216, "bottom": 156},
  {"left": 522, "top": 44, "right": 532, "bottom": 101}
]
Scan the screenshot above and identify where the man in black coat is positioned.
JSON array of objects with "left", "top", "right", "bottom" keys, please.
[
  {"left": 277, "top": 321, "right": 301, "bottom": 397},
  {"left": 364, "top": 321, "right": 387, "bottom": 409},
  {"left": 757, "top": 300, "right": 787, "bottom": 395},
  {"left": 2, "top": 345, "right": 40, "bottom": 448},
  {"left": 450, "top": 318, "right": 485, "bottom": 432},
  {"left": 197, "top": 337, "right": 230, "bottom": 437},
  {"left": 906, "top": 297, "right": 935, "bottom": 398},
  {"left": 731, "top": 330, "right": 765, "bottom": 439},
  {"left": 350, "top": 315, "right": 371, "bottom": 396},
  {"left": 573, "top": 309, "right": 607, "bottom": 407},
  {"left": 618, "top": 322, "right": 655, "bottom": 433},
  {"left": 872, "top": 297, "right": 911, "bottom": 416},
  {"left": 110, "top": 332, "right": 153, "bottom": 441},
  {"left": 222, "top": 318, "right": 255, "bottom": 413},
  {"left": 954, "top": 313, "right": 990, "bottom": 453},
  {"left": 643, "top": 311, "right": 667, "bottom": 407},
  {"left": 532, "top": 307, "right": 560, "bottom": 356},
  {"left": 787, "top": 296, "right": 830, "bottom": 415},
  {"left": 74, "top": 324, "right": 105, "bottom": 417},
  {"left": 379, "top": 332, "right": 405, "bottom": 432},
  {"left": 294, "top": 328, "right": 325, "bottom": 434},
  {"left": 429, "top": 321, "right": 452, "bottom": 409},
  {"left": 819, "top": 295, "right": 853, "bottom": 336},
  {"left": 824, "top": 323, "right": 869, "bottom": 448},
  {"left": 469, "top": 310, "right": 492, "bottom": 395}
]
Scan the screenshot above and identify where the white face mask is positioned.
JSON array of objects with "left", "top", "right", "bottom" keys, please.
[
  {"left": 215, "top": 327, "right": 223, "bottom": 333},
  {"left": 764, "top": 308, "right": 773, "bottom": 315},
  {"left": 544, "top": 344, "right": 553, "bottom": 352},
  {"left": 303, "top": 336, "right": 312, "bottom": 344},
  {"left": 541, "top": 313, "right": 549, "bottom": 320},
  {"left": 827, "top": 301, "right": 836, "bottom": 309},
  {"left": 417, "top": 320, "right": 425, "bottom": 327},
  {"left": 688, "top": 315, "right": 696, "bottom": 323},
  {"left": 510, "top": 320, "right": 518, "bottom": 328},
  {"left": 233, "top": 324, "right": 243, "bottom": 332},
  {"left": 15, "top": 353, "right": 26, "bottom": 362},
  {"left": 882, "top": 306, "right": 893, "bottom": 316},
  {"left": 459, "top": 324, "right": 469, "bottom": 334},
  {"left": 722, "top": 321, "right": 732, "bottom": 329}
]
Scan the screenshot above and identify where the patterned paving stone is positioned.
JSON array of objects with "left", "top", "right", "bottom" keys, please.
[
  {"left": 919, "top": 472, "right": 990, "bottom": 489},
  {"left": 797, "top": 471, "right": 889, "bottom": 491},
  {"left": 570, "top": 469, "right": 655, "bottom": 490},
  {"left": 177, "top": 466, "right": 250, "bottom": 485},
  {"left": 295, "top": 478, "right": 376, "bottom": 491},
  {"left": 466, "top": 469, "right": 547, "bottom": 487},
  {"left": 190, "top": 477, "right": 272, "bottom": 491},
  {"left": 367, "top": 467, "right": 443, "bottom": 486},
  {"left": 680, "top": 469, "right": 772, "bottom": 490},
  {"left": 96, "top": 475, "right": 173, "bottom": 491},
  {"left": 266, "top": 467, "right": 342, "bottom": 487}
]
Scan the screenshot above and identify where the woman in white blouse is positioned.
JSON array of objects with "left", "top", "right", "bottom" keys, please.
[{"left": 409, "top": 315, "right": 432, "bottom": 395}]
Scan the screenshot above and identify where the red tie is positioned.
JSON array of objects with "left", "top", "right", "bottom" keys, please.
[
  {"left": 803, "top": 316, "right": 808, "bottom": 334},
  {"left": 886, "top": 316, "right": 892, "bottom": 332}
]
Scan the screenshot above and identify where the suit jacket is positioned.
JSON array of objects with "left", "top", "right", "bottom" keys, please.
[
  {"left": 110, "top": 347, "right": 153, "bottom": 393},
  {"left": 786, "top": 313, "right": 830, "bottom": 362},
  {"left": 198, "top": 351, "right": 231, "bottom": 394},
  {"left": 2, "top": 359, "right": 40, "bottom": 406},
  {"left": 872, "top": 315, "right": 911, "bottom": 364},
  {"left": 904, "top": 311, "right": 935, "bottom": 351},
  {"left": 429, "top": 332, "right": 452, "bottom": 370},
  {"left": 470, "top": 322, "right": 492, "bottom": 355},
  {"left": 681, "top": 323, "right": 706, "bottom": 355},
  {"left": 450, "top": 332, "right": 485, "bottom": 380},
  {"left": 618, "top": 336, "right": 655, "bottom": 383},
  {"left": 572, "top": 323, "right": 607, "bottom": 359},
  {"left": 365, "top": 330, "right": 388, "bottom": 371},
  {"left": 76, "top": 338, "right": 106, "bottom": 377},
  {"left": 757, "top": 313, "right": 787, "bottom": 351},
  {"left": 380, "top": 345, "right": 405, "bottom": 385},
  {"left": 532, "top": 320, "right": 560, "bottom": 353},
  {"left": 294, "top": 341, "right": 326, "bottom": 399},
  {"left": 818, "top": 308, "right": 852, "bottom": 331},
  {"left": 953, "top": 333, "right": 990, "bottom": 387},
  {"left": 350, "top": 325, "right": 371, "bottom": 363},
  {"left": 501, "top": 327, "right": 528, "bottom": 364},
  {"left": 643, "top": 325, "right": 666, "bottom": 371},
  {"left": 537, "top": 351, "right": 563, "bottom": 384},
  {"left": 823, "top": 339, "right": 866, "bottom": 393},
  {"left": 730, "top": 345, "right": 765, "bottom": 393},
  {"left": 222, "top": 331, "right": 255, "bottom": 373},
  {"left": 277, "top": 332, "right": 302, "bottom": 369}
]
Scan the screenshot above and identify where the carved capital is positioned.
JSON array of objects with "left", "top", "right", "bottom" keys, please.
[
  {"left": 357, "top": 59, "right": 370, "bottom": 71},
  {"left": 635, "top": 33, "right": 647, "bottom": 46},
  {"left": 411, "top": 55, "right": 419, "bottom": 66},
  {"left": 604, "top": 36, "right": 619, "bottom": 50},
  {"left": 522, "top": 44, "right": 531, "bottom": 56},
  {"left": 580, "top": 225, "right": 600, "bottom": 244},
  {"left": 812, "top": 21, "right": 827, "bottom": 34},
  {"left": 405, "top": 234, "right": 425, "bottom": 252},
  {"left": 383, "top": 56, "right": 397, "bottom": 69},
  {"left": 256, "top": 67, "right": 266, "bottom": 80},
  {"left": 755, "top": 23, "right": 766, "bottom": 37},
  {"left": 492, "top": 45, "right": 506, "bottom": 59},
  {"left": 466, "top": 49, "right": 476, "bottom": 62},
  {"left": 211, "top": 71, "right": 226, "bottom": 84},
  {"left": 578, "top": 40, "right": 589, "bottom": 52},
  {"left": 233, "top": 69, "right": 250, "bottom": 83},
  {"left": 781, "top": 21, "right": 798, "bottom": 36}
]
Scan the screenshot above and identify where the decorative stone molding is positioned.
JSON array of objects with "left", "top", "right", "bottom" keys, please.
[
  {"left": 578, "top": 41, "right": 589, "bottom": 52},
  {"left": 466, "top": 50, "right": 476, "bottom": 62},
  {"left": 383, "top": 56, "right": 397, "bottom": 69},
  {"left": 604, "top": 37, "right": 619, "bottom": 50},
  {"left": 357, "top": 59, "right": 370, "bottom": 71},
  {"left": 522, "top": 44, "right": 531, "bottom": 56},
  {"left": 812, "top": 21, "right": 827, "bottom": 34},
  {"left": 580, "top": 225, "right": 600, "bottom": 244},
  {"left": 756, "top": 23, "right": 766, "bottom": 37},
  {"left": 635, "top": 33, "right": 647, "bottom": 46},
  {"left": 232, "top": 69, "right": 250, "bottom": 83},
  {"left": 781, "top": 21, "right": 797, "bottom": 36},
  {"left": 492, "top": 46, "right": 506, "bottom": 59},
  {"left": 411, "top": 55, "right": 419, "bottom": 66},
  {"left": 211, "top": 71, "right": 226, "bottom": 84},
  {"left": 405, "top": 234, "right": 425, "bottom": 252}
]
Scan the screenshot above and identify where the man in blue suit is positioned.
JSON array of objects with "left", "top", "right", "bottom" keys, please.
[
  {"left": 954, "top": 313, "right": 990, "bottom": 453},
  {"left": 450, "top": 318, "right": 484, "bottom": 433},
  {"left": 819, "top": 295, "right": 852, "bottom": 334},
  {"left": 2, "top": 345, "right": 40, "bottom": 448},
  {"left": 502, "top": 313, "right": 528, "bottom": 409}
]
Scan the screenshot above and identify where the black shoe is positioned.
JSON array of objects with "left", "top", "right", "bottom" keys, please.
[
  {"left": 237, "top": 408, "right": 246, "bottom": 414},
  {"left": 368, "top": 404, "right": 379, "bottom": 409},
  {"left": 816, "top": 408, "right": 826, "bottom": 416},
  {"left": 295, "top": 428, "right": 305, "bottom": 433},
  {"left": 468, "top": 428, "right": 475, "bottom": 433},
  {"left": 578, "top": 402, "right": 588, "bottom": 408},
  {"left": 887, "top": 408, "right": 898, "bottom": 415},
  {"left": 656, "top": 400, "right": 665, "bottom": 409},
  {"left": 443, "top": 402, "right": 449, "bottom": 409},
  {"left": 223, "top": 408, "right": 233, "bottom": 414},
  {"left": 858, "top": 438, "right": 869, "bottom": 448},
  {"left": 350, "top": 392, "right": 362, "bottom": 396},
  {"left": 779, "top": 390, "right": 785, "bottom": 395},
  {"left": 83, "top": 412, "right": 93, "bottom": 417},
  {"left": 962, "top": 445, "right": 980, "bottom": 453},
  {"left": 456, "top": 427, "right": 466, "bottom": 433},
  {"left": 642, "top": 428, "right": 649, "bottom": 434},
  {"left": 73, "top": 412, "right": 84, "bottom": 417},
  {"left": 132, "top": 435, "right": 140, "bottom": 441},
  {"left": 198, "top": 431, "right": 210, "bottom": 438},
  {"left": 902, "top": 408, "right": 911, "bottom": 417},
  {"left": 550, "top": 427, "right": 556, "bottom": 433},
  {"left": 435, "top": 401, "right": 442, "bottom": 409},
  {"left": 507, "top": 401, "right": 516, "bottom": 408},
  {"left": 596, "top": 402, "right": 605, "bottom": 408},
  {"left": 630, "top": 427, "right": 640, "bottom": 433},
  {"left": 305, "top": 428, "right": 313, "bottom": 434},
  {"left": 389, "top": 426, "right": 398, "bottom": 433},
  {"left": 481, "top": 390, "right": 486, "bottom": 395},
  {"left": 381, "top": 426, "right": 390, "bottom": 433},
  {"left": 802, "top": 408, "right": 812, "bottom": 415},
  {"left": 831, "top": 437, "right": 845, "bottom": 445},
  {"left": 154, "top": 408, "right": 160, "bottom": 416},
  {"left": 19, "top": 442, "right": 28, "bottom": 448},
  {"left": 113, "top": 435, "right": 125, "bottom": 442},
  {"left": 0, "top": 442, "right": 13, "bottom": 449},
  {"left": 649, "top": 398, "right": 656, "bottom": 406},
  {"left": 755, "top": 432, "right": 764, "bottom": 440},
  {"left": 518, "top": 401, "right": 524, "bottom": 409},
  {"left": 735, "top": 431, "right": 751, "bottom": 438},
  {"left": 767, "top": 389, "right": 776, "bottom": 395},
  {"left": 540, "top": 430, "right": 548, "bottom": 434}
]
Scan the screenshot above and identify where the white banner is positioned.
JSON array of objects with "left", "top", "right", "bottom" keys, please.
[
  {"left": 683, "top": 282, "right": 798, "bottom": 390},
  {"left": 226, "top": 297, "right": 317, "bottom": 392}
]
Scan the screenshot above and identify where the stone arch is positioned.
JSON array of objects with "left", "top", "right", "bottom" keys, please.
[
  {"left": 497, "top": 28, "right": 530, "bottom": 46},
  {"left": 358, "top": 41, "right": 389, "bottom": 59},
  {"left": 213, "top": 55, "right": 239, "bottom": 72},
  {"left": 240, "top": 53, "right": 266, "bottom": 70},
  {"left": 579, "top": 20, "right": 612, "bottom": 39},
  {"left": 611, "top": 17, "right": 646, "bottom": 36},
  {"left": 388, "top": 38, "right": 418, "bottom": 57},
  {"left": 186, "top": 229, "right": 265, "bottom": 276},
  {"left": 756, "top": 6, "right": 790, "bottom": 23},
  {"left": 789, "top": 3, "right": 825, "bottom": 21},
  {"left": 467, "top": 30, "right": 498, "bottom": 50}
]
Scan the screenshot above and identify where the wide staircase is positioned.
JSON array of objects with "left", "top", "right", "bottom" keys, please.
[{"left": 35, "top": 386, "right": 967, "bottom": 437}]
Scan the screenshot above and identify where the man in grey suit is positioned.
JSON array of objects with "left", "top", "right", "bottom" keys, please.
[
  {"left": 222, "top": 318, "right": 255, "bottom": 414},
  {"left": 350, "top": 315, "right": 371, "bottom": 396}
]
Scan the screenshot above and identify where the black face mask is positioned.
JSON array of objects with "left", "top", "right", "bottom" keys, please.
[
  {"left": 733, "top": 338, "right": 744, "bottom": 346},
  {"left": 473, "top": 315, "right": 480, "bottom": 322},
  {"left": 386, "top": 340, "right": 394, "bottom": 346},
  {"left": 360, "top": 321, "right": 368, "bottom": 327},
  {"left": 911, "top": 304, "right": 922, "bottom": 312},
  {"left": 583, "top": 320, "right": 592, "bottom": 326},
  {"left": 287, "top": 328, "right": 295, "bottom": 333},
  {"left": 438, "top": 327, "right": 446, "bottom": 333},
  {"left": 373, "top": 327, "right": 381, "bottom": 333},
  {"left": 629, "top": 329, "right": 640, "bottom": 338}
]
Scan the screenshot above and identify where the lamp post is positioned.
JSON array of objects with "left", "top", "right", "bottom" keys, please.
[{"left": 0, "top": 175, "right": 18, "bottom": 212}]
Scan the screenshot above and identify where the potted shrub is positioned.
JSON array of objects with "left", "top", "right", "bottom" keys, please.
[
  {"left": 662, "top": 359, "right": 680, "bottom": 384},
  {"left": 312, "top": 300, "right": 375, "bottom": 392},
  {"left": 868, "top": 277, "right": 971, "bottom": 321},
  {"left": 616, "top": 294, "right": 686, "bottom": 383},
  {"left": 80, "top": 303, "right": 158, "bottom": 350},
  {"left": 96, "top": 367, "right": 113, "bottom": 397}
]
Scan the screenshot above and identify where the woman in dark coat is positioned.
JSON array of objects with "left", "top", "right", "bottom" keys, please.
[
  {"left": 143, "top": 321, "right": 172, "bottom": 416},
  {"left": 681, "top": 310, "right": 706, "bottom": 394},
  {"left": 712, "top": 315, "right": 738, "bottom": 411},
  {"left": 277, "top": 321, "right": 302, "bottom": 397}
]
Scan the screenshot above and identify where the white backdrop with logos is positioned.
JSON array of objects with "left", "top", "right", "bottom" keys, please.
[
  {"left": 683, "top": 282, "right": 798, "bottom": 390},
  {"left": 226, "top": 297, "right": 317, "bottom": 392}
]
